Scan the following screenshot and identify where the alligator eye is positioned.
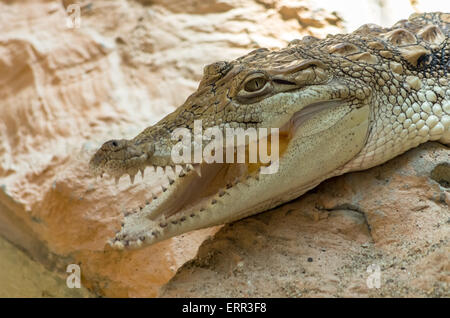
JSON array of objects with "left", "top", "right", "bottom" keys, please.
[
  {"left": 237, "top": 73, "right": 272, "bottom": 102},
  {"left": 244, "top": 77, "right": 268, "bottom": 92}
]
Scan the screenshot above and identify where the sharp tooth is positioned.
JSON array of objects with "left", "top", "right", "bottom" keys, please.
[
  {"left": 168, "top": 176, "right": 175, "bottom": 185},
  {"left": 165, "top": 166, "right": 174, "bottom": 175},
  {"left": 175, "top": 164, "right": 183, "bottom": 174},
  {"left": 186, "top": 164, "right": 193, "bottom": 172},
  {"left": 156, "top": 166, "right": 164, "bottom": 175},
  {"left": 148, "top": 165, "right": 155, "bottom": 173},
  {"left": 161, "top": 185, "right": 167, "bottom": 192},
  {"left": 179, "top": 170, "right": 185, "bottom": 177},
  {"left": 115, "top": 176, "right": 120, "bottom": 185},
  {"left": 140, "top": 168, "right": 145, "bottom": 179},
  {"left": 193, "top": 164, "right": 201, "bottom": 177},
  {"left": 152, "top": 192, "right": 158, "bottom": 200},
  {"left": 129, "top": 174, "right": 135, "bottom": 184},
  {"left": 113, "top": 240, "right": 124, "bottom": 250}
]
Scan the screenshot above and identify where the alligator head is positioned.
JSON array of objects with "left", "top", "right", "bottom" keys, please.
[{"left": 89, "top": 12, "right": 449, "bottom": 249}]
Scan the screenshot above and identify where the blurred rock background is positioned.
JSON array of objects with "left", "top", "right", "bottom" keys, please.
[{"left": 0, "top": 0, "right": 448, "bottom": 297}]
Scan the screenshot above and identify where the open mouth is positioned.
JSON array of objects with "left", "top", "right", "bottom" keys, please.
[
  {"left": 96, "top": 98, "right": 344, "bottom": 249},
  {"left": 142, "top": 99, "right": 344, "bottom": 220}
]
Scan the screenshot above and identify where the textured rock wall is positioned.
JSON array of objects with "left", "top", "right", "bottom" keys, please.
[{"left": 0, "top": 0, "right": 448, "bottom": 297}]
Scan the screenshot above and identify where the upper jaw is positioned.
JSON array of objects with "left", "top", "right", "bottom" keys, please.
[{"left": 89, "top": 139, "right": 151, "bottom": 182}]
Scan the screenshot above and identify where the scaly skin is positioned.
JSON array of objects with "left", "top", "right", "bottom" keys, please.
[{"left": 90, "top": 12, "right": 450, "bottom": 249}]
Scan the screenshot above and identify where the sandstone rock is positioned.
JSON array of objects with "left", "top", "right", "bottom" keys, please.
[{"left": 0, "top": 0, "right": 447, "bottom": 298}]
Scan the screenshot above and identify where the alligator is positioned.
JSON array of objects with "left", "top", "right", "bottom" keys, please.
[{"left": 90, "top": 12, "right": 449, "bottom": 249}]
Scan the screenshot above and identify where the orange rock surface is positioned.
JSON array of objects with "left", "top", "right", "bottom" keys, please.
[{"left": 0, "top": 0, "right": 447, "bottom": 297}]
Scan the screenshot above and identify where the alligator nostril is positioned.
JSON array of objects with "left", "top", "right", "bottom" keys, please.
[
  {"left": 103, "top": 140, "right": 119, "bottom": 148},
  {"left": 101, "top": 139, "right": 122, "bottom": 151}
]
